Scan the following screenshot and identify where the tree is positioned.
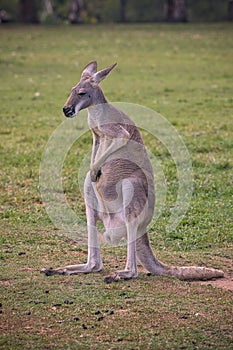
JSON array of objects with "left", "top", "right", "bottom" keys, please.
[
  {"left": 69, "top": 0, "right": 83, "bottom": 24},
  {"left": 18, "top": 0, "right": 39, "bottom": 23},
  {"left": 120, "top": 0, "right": 127, "bottom": 22},
  {"left": 44, "top": 0, "right": 54, "bottom": 16},
  {"left": 164, "top": 0, "right": 187, "bottom": 22},
  {"left": 228, "top": 0, "right": 233, "bottom": 20}
]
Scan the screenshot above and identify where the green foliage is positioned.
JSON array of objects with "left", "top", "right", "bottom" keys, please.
[
  {"left": 187, "top": 0, "right": 228, "bottom": 22},
  {"left": 0, "top": 0, "right": 18, "bottom": 19},
  {"left": 0, "top": 0, "right": 230, "bottom": 23},
  {"left": 123, "top": 0, "right": 164, "bottom": 22}
]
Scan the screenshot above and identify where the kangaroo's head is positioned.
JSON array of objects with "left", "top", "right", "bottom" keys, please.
[{"left": 63, "top": 61, "right": 117, "bottom": 118}]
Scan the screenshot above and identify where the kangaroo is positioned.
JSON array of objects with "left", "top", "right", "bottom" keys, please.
[{"left": 41, "top": 61, "right": 224, "bottom": 282}]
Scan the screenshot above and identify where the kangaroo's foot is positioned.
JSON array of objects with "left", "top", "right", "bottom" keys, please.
[
  {"left": 41, "top": 262, "right": 103, "bottom": 276},
  {"left": 104, "top": 269, "right": 138, "bottom": 284}
]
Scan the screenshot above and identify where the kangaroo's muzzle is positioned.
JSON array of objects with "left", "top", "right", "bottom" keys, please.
[{"left": 63, "top": 105, "right": 75, "bottom": 118}]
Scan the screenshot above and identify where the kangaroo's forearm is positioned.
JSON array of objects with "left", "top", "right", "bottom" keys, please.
[
  {"left": 90, "top": 133, "right": 100, "bottom": 167},
  {"left": 92, "top": 137, "right": 128, "bottom": 170}
]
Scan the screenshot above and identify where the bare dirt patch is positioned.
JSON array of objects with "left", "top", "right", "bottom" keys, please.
[{"left": 194, "top": 275, "right": 233, "bottom": 292}]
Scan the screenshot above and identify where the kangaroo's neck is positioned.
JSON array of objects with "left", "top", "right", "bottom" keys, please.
[
  {"left": 92, "top": 87, "right": 107, "bottom": 105},
  {"left": 87, "top": 88, "right": 110, "bottom": 128}
]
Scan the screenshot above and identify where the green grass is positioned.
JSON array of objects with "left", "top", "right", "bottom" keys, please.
[{"left": 0, "top": 23, "right": 233, "bottom": 349}]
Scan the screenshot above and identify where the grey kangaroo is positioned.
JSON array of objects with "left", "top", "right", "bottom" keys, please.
[{"left": 41, "top": 61, "right": 224, "bottom": 282}]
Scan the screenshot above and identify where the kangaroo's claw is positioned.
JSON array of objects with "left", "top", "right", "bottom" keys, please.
[
  {"left": 40, "top": 267, "right": 66, "bottom": 276},
  {"left": 90, "top": 168, "right": 101, "bottom": 182}
]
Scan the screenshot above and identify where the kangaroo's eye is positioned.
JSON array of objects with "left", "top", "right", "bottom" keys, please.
[{"left": 78, "top": 92, "right": 86, "bottom": 96}]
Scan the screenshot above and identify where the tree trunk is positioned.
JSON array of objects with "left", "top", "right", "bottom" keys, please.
[
  {"left": 18, "top": 0, "right": 39, "bottom": 23},
  {"left": 164, "top": 0, "right": 187, "bottom": 22},
  {"left": 44, "top": 0, "right": 53, "bottom": 15},
  {"left": 69, "top": 0, "right": 83, "bottom": 24},
  {"left": 228, "top": 0, "right": 233, "bottom": 20},
  {"left": 120, "top": 0, "right": 127, "bottom": 23}
]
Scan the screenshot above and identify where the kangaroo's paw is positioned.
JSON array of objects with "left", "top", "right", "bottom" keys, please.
[
  {"left": 104, "top": 270, "right": 138, "bottom": 284},
  {"left": 40, "top": 267, "right": 67, "bottom": 276},
  {"left": 41, "top": 263, "right": 102, "bottom": 276},
  {"left": 90, "top": 168, "right": 102, "bottom": 182}
]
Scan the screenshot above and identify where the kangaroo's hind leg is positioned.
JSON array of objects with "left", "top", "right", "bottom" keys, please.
[
  {"left": 104, "top": 223, "right": 138, "bottom": 283},
  {"left": 41, "top": 172, "right": 103, "bottom": 276},
  {"left": 104, "top": 178, "right": 147, "bottom": 283}
]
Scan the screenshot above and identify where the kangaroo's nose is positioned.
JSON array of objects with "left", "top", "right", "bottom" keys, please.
[{"left": 63, "top": 105, "right": 75, "bottom": 117}]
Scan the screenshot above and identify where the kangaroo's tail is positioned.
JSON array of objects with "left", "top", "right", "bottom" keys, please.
[{"left": 136, "top": 233, "right": 224, "bottom": 281}]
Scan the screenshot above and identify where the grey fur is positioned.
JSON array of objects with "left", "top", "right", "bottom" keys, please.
[{"left": 41, "top": 62, "right": 224, "bottom": 282}]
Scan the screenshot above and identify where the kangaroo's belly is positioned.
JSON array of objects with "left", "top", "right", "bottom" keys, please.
[
  {"left": 95, "top": 159, "right": 148, "bottom": 214},
  {"left": 91, "top": 159, "right": 155, "bottom": 244}
]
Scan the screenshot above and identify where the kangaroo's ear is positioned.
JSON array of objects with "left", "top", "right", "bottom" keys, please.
[
  {"left": 93, "top": 63, "right": 117, "bottom": 84},
  {"left": 81, "top": 61, "right": 97, "bottom": 78}
]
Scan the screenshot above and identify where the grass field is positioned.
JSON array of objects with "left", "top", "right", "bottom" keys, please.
[{"left": 0, "top": 23, "right": 233, "bottom": 349}]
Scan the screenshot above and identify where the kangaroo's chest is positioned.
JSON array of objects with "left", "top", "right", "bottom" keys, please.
[{"left": 92, "top": 126, "right": 110, "bottom": 141}]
